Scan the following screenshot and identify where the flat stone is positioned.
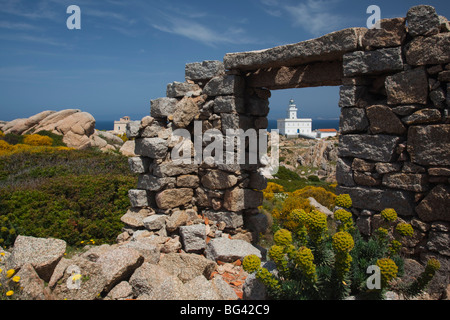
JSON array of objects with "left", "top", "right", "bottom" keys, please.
[
  {"left": 201, "top": 170, "right": 238, "bottom": 190},
  {"left": 120, "top": 207, "right": 154, "bottom": 228},
  {"left": 125, "top": 121, "right": 141, "bottom": 139},
  {"left": 176, "top": 175, "right": 200, "bottom": 188},
  {"left": 120, "top": 240, "right": 160, "bottom": 264},
  {"left": 343, "top": 47, "right": 404, "bottom": 77},
  {"left": 203, "top": 75, "right": 245, "bottom": 97},
  {"left": 166, "top": 81, "right": 201, "bottom": 98},
  {"left": 366, "top": 105, "right": 405, "bottom": 135},
  {"left": 129, "top": 262, "right": 189, "bottom": 299},
  {"left": 416, "top": 185, "right": 450, "bottom": 222},
  {"left": 428, "top": 168, "right": 450, "bottom": 176},
  {"left": 155, "top": 188, "right": 194, "bottom": 209},
  {"left": 179, "top": 224, "right": 207, "bottom": 252},
  {"left": 391, "top": 105, "right": 418, "bottom": 116},
  {"left": 427, "top": 230, "right": 450, "bottom": 256},
  {"left": 430, "top": 88, "right": 446, "bottom": 108},
  {"left": 375, "top": 162, "right": 402, "bottom": 175},
  {"left": 205, "top": 237, "right": 262, "bottom": 262},
  {"left": 338, "top": 86, "right": 367, "bottom": 108},
  {"left": 134, "top": 138, "right": 168, "bottom": 159},
  {"left": 402, "top": 109, "right": 441, "bottom": 125},
  {"left": 143, "top": 214, "right": 167, "bottom": 231},
  {"left": 353, "top": 172, "right": 380, "bottom": 187},
  {"left": 15, "top": 264, "right": 47, "bottom": 300},
  {"left": 203, "top": 210, "right": 244, "bottom": 229},
  {"left": 223, "top": 27, "right": 366, "bottom": 70},
  {"left": 336, "top": 186, "right": 415, "bottom": 216},
  {"left": 338, "top": 134, "right": 401, "bottom": 162},
  {"left": 150, "top": 97, "right": 178, "bottom": 118},
  {"left": 128, "top": 189, "right": 149, "bottom": 208},
  {"left": 382, "top": 173, "right": 428, "bottom": 192},
  {"left": 405, "top": 33, "right": 450, "bottom": 66},
  {"left": 96, "top": 247, "right": 144, "bottom": 292},
  {"left": 220, "top": 113, "right": 240, "bottom": 134},
  {"left": 245, "top": 61, "right": 343, "bottom": 90},
  {"left": 137, "top": 174, "right": 175, "bottom": 192},
  {"left": 159, "top": 252, "right": 216, "bottom": 283},
  {"left": 185, "top": 60, "right": 225, "bottom": 81},
  {"left": 165, "top": 210, "right": 195, "bottom": 232},
  {"left": 385, "top": 67, "right": 428, "bottom": 105},
  {"left": 213, "top": 96, "right": 245, "bottom": 113},
  {"left": 336, "top": 157, "right": 355, "bottom": 187},
  {"left": 406, "top": 5, "right": 440, "bottom": 37},
  {"left": 153, "top": 160, "right": 198, "bottom": 177},
  {"left": 172, "top": 97, "right": 199, "bottom": 128},
  {"left": 183, "top": 275, "right": 222, "bottom": 300},
  {"left": 339, "top": 107, "right": 369, "bottom": 133},
  {"left": 6, "top": 235, "right": 66, "bottom": 283},
  {"left": 128, "top": 156, "right": 151, "bottom": 174},
  {"left": 361, "top": 18, "right": 406, "bottom": 49},
  {"left": 407, "top": 124, "right": 450, "bottom": 166},
  {"left": 223, "top": 187, "right": 263, "bottom": 212}
]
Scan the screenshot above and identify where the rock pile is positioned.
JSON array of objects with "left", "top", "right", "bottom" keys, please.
[
  {"left": 0, "top": 235, "right": 254, "bottom": 300},
  {"left": 123, "top": 59, "right": 269, "bottom": 258},
  {"left": 0, "top": 109, "right": 127, "bottom": 152}
]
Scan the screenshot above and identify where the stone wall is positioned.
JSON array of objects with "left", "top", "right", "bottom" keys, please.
[{"left": 124, "top": 5, "right": 449, "bottom": 294}]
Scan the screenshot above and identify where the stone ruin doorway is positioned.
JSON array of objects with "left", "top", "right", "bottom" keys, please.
[{"left": 126, "top": 5, "right": 450, "bottom": 296}]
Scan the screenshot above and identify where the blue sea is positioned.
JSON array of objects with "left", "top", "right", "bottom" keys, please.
[
  {"left": 95, "top": 120, "right": 115, "bottom": 131},
  {"left": 95, "top": 119, "right": 340, "bottom": 132}
]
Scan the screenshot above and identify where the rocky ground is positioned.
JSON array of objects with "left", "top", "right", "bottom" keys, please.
[
  {"left": 277, "top": 134, "right": 338, "bottom": 183},
  {"left": 0, "top": 228, "right": 264, "bottom": 300}
]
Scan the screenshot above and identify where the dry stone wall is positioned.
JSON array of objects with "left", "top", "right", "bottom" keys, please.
[{"left": 124, "top": 5, "right": 449, "bottom": 293}]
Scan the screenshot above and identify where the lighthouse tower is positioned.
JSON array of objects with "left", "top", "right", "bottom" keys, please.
[
  {"left": 287, "top": 99, "right": 298, "bottom": 119},
  {"left": 277, "top": 99, "right": 313, "bottom": 137}
]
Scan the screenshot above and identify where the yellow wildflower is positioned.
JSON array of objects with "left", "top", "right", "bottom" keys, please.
[
  {"left": 72, "top": 274, "right": 82, "bottom": 281},
  {"left": 12, "top": 276, "right": 20, "bottom": 283},
  {"left": 6, "top": 269, "right": 15, "bottom": 278},
  {"left": 6, "top": 290, "right": 14, "bottom": 296}
]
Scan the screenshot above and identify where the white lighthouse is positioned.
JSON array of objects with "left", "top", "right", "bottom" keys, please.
[{"left": 277, "top": 99, "right": 313, "bottom": 137}]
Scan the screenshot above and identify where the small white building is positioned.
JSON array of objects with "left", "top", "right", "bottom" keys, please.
[
  {"left": 114, "top": 116, "right": 130, "bottom": 134},
  {"left": 277, "top": 99, "right": 313, "bottom": 138},
  {"left": 315, "top": 128, "right": 338, "bottom": 139}
]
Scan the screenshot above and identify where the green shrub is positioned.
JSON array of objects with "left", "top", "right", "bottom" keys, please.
[
  {"left": 2, "top": 133, "right": 24, "bottom": 145},
  {"left": 273, "top": 166, "right": 301, "bottom": 181},
  {"left": 244, "top": 195, "right": 437, "bottom": 300},
  {"left": 0, "top": 148, "right": 136, "bottom": 247}
]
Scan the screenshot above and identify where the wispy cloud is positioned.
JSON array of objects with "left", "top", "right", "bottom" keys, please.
[
  {"left": 150, "top": 12, "right": 259, "bottom": 47},
  {"left": 0, "top": 33, "right": 68, "bottom": 47},
  {"left": 0, "top": 0, "right": 60, "bottom": 21},
  {"left": 0, "top": 21, "right": 40, "bottom": 31},
  {"left": 284, "top": 0, "right": 344, "bottom": 36},
  {"left": 259, "top": 0, "right": 345, "bottom": 37}
]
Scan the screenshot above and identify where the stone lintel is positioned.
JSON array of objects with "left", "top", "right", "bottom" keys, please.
[{"left": 245, "top": 60, "right": 343, "bottom": 90}]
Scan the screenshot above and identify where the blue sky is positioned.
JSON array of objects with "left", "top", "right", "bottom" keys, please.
[{"left": 1, "top": 0, "right": 449, "bottom": 122}]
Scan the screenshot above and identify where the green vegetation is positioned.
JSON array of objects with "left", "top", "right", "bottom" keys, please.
[
  {"left": 253, "top": 187, "right": 440, "bottom": 300},
  {"left": 0, "top": 140, "right": 136, "bottom": 247},
  {"left": 269, "top": 165, "right": 332, "bottom": 193}
]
